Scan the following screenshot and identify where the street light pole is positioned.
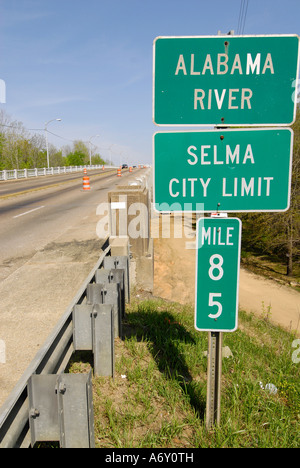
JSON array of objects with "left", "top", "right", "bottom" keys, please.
[
  {"left": 108, "top": 143, "right": 116, "bottom": 166},
  {"left": 45, "top": 118, "right": 62, "bottom": 168},
  {"left": 89, "top": 134, "right": 100, "bottom": 166}
]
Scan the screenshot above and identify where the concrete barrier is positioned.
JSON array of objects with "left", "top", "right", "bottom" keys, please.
[{"left": 108, "top": 174, "right": 153, "bottom": 293}]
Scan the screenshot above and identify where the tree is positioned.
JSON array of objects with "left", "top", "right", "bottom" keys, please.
[
  {"left": 0, "top": 110, "right": 47, "bottom": 170},
  {"left": 91, "top": 154, "right": 106, "bottom": 165},
  {"left": 29, "top": 134, "right": 47, "bottom": 168},
  {"left": 66, "top": 150, "right": 86, "bottom": 166},
  {"left": 0, "top": 132, "right": 6, "bottom": 170},
  {"left": 73, "top": 140, "right": 89, "bottom": 160}
]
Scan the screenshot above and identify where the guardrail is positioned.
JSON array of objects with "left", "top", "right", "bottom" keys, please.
[
  {"left": 0, "top": 165, "right": 117, "bottom": 181},
  {"left": 0, "top": 239, "right": 129, "bottom": 448}
]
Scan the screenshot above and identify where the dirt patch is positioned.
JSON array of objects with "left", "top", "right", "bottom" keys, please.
[
  {"left": 153, "top": 216, "right": 300, "bottom": 336},
  {"left": 32, "top": 239, "right": 104, "bottom": 264}
]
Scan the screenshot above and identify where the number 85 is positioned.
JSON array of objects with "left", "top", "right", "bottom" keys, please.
[{"left": 208, "top": 255, "right": 224, "bottom": 319}]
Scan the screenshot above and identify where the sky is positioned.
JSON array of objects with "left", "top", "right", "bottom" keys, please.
[{"left": 0, "top": 0, "right": 300, "bottom": 166}]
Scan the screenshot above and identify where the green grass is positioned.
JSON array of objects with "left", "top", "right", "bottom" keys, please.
[{"left": 69, "top": 298, "right": 300, "bottom": 448}]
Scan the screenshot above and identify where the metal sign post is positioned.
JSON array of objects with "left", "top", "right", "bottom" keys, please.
[
  {"left": 206, "top": 331, "right": 223, "bottom": 430},
  {"left": 195, "top": 215, "right": 241, "bottom": 430}
]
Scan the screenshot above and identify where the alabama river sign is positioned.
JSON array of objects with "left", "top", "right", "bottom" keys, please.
[
  {"left": 153, "top": 35, "right": 300, "bottom": 126},
  {"left": 195, "top": 217, "right": 242, "bottom": 332}
]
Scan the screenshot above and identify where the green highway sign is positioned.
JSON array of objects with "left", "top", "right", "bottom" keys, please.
[
  {"left": 153, "top": 128, "right": 293, "bottom": 213},
  {"left": 195, "top": 217, "right": 241, "bottom": 332},
  {"left": 153, "top": 35, "right": 300, "bottom": 126}
]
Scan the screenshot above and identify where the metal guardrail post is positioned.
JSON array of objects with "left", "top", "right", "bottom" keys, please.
[
  {"left": 28, "top": 371, "right": 95, "bottom": 448},
  {"left": 92, "top": 304, "right": 114, "bottom": 377},
  {"left": 87, "top": 283, "right": 122, "bottom": 338},
  {"left": 103, "top": 256, "right": 130, "bottom": 303},
  {"left": 73, "top": 263, "right": 127, "bottom": 378},
  {"left": 73, "top": 303, "right": 115, "bottom": 377},
  {"left": 95, "top": 269, "right": 125, "bottom": 319}
]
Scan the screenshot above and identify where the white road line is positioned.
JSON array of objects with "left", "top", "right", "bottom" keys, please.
[{"left": 13, "top": 205, "right": 45, "bottom": 219}]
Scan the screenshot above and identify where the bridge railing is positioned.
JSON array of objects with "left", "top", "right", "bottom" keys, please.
[{"left": 0, "top": 165, "right": 117, "bottom": 181}]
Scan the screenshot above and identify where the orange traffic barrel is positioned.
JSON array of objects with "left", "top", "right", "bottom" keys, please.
[
  {"left": 102, "top": 165, "right": 105, "bottom": 171},
  {"left": 129, "top": 166, "right": 132, "bottom": 172},
  {"left": 117, "top": 168, "right": 122, "bottom": 177},
  {"left": 83, "top": 176, "right": 90, "bottom": 190},
  {"left": 84, "top": 167, "right": 87, "bottom": 174}
]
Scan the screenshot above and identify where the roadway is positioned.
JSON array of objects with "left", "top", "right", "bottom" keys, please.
[
  {"left": 0, "top": 167, "right": 144, "bottom": 406},
  {"left": 0, "top": 168, "right": 130, "bottom": 281},
  {"left": 0, "top": 168, "right": 116, "bottom": 197}
]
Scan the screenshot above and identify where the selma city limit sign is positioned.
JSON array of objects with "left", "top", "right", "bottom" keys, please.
[
  {"left": 153, "top": 128, "right": 293, "bottom": 213},
  {"left": 153, "top": 35, "right": 300, "bottom": 126}
]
